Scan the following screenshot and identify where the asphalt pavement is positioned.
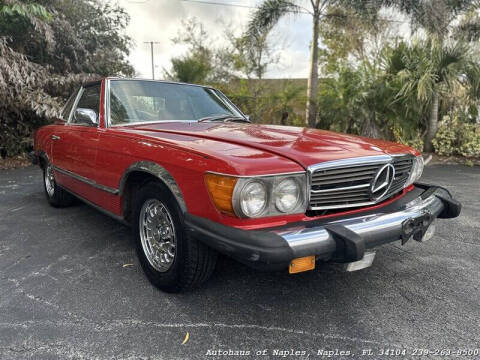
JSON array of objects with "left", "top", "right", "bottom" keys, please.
[{"left": 0, "top": 165, "right": 478, "bottom": 359}]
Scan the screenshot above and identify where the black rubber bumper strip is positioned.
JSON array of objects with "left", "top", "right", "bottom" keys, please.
[
  {"left": 415, "top": 182, "right": 461, "bottom": 219},
  {"left": 436, "top": 194, "right": 462, "bottom": 219},
  {"left": 184, "top": 213, "right": 293, "bottom": 264},
  {"left": 184, "top": 183, "right": 461, "bottom": 267}
]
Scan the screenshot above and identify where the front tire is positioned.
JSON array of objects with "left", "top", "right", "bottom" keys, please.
[
  {"left": 132, "top": 182, "right": 217, "bottom": 292},
  {"left": 43, "top": 163, "right": 74, "bottom": 208}
]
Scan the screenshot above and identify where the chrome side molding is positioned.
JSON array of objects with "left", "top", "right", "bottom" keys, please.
[
  {"left": 53, "top": 165, "right": 119, "bottom": 195},
  {"left": 50, "top": 161, "right": 187, "bottom": 213}
]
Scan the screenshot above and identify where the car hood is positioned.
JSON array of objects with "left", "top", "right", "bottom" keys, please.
[{"left": 122, "top": 122, "right": 417, "bottom": 169}]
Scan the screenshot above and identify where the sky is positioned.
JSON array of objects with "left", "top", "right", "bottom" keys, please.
[{"left": 117, "top": 0, "right": 314, "bottom": 79}]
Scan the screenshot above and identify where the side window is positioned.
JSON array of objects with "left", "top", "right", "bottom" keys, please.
[
  {"left": 71, "top": 84, "right": 101, "bottom": 125},
  {"left": 61, "top": 89, "right": 79, "bottom": 121}
]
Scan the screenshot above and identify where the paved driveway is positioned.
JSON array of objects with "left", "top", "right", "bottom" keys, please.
[{"left": 0, "top": 165, "right": 478, "bottom": 359}]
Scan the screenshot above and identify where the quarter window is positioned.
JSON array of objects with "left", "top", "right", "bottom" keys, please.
[
  {"left": 71, "top": 84, "right": 101, "bottom": 125},
  {"left": 61, "top": 89, "right": 79, "bottom": 121}
]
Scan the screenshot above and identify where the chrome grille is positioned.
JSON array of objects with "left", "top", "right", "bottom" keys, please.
[{"left": 309, "top": 155, "right": 414, "bottom": 210}]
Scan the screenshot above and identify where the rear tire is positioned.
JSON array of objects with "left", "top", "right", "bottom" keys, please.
[
  {"left": 43, "top": 163, "right": 75, "bottom": 208},
  {"left": 132, "top": 182, "right": 217, "bottom": 293}
]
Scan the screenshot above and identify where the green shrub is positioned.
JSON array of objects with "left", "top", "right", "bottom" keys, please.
[
  {"left": 433, "top": 115, "right": 480, "bottom": 157},
  {"left": 392, "top": 124, "right": 424, "bottom": 152},
  {"left": 458, "top": 123, "right": 480, "bottom": 157},
  {"left": 432, "top": 116, "right": 458, "bottom": 156}
]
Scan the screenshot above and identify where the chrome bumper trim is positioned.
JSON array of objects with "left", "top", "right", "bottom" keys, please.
[{"left": 275, "top": 188, "right": 450, "bottom": 258}]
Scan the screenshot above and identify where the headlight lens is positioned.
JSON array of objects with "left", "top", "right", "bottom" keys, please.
[
  {"left": 206, "top": 172, "right": 307, "bottom": 218},
  {"left": 416, "top": 155, "right": 424, "bottom": 179},
  {"left": 406, "top": 155, "right": 424, "bottom": 187},
  {"left": 239, "top": 181, "right": 267, "bottom": 217},
  {"left": 274, "top": 178, "right": 301, "bottom": 213}
]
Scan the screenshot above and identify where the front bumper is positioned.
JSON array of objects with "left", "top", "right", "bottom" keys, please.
[{"left": 185, "top": 184, "right": 461, "bottom": 271}]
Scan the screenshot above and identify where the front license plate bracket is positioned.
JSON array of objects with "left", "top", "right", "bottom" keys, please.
[{"left": 401, "top": 210, "right": 433, "bottom": 245}]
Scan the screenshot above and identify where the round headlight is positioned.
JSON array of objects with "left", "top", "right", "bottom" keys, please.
[
  {"left": 414, "top": 155, "right": 424, "bottom": 181},
  {"left": 240, "top": 181, "right": 267, "bottom": 217},
  {"left": 406, "top": 155, "right": 425, "bottom": 187},
  {"left": 274, "top": 178, "right": 300, "bottom": 213}
]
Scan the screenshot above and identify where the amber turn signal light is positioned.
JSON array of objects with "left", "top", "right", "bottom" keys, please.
[
  {"left": 289, "top": 256, "right": 315, "bottom": 274},
  {"left": 205, "top": 173, "right": 238, "bottom": 215}
]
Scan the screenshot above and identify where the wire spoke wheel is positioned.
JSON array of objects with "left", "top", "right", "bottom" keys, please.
[
  {"left": 45, "top": 164, "right": 55, "bottom": 197},
  {"left": 139, "top": 199, "right": 177, "bottom": 272}
]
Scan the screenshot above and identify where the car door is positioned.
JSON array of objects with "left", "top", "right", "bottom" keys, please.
[
  {"left": 51, "top": 83, "right": 101, "bottom": 196},
  {"left": 47, "top": 88, "right": 79, "bottom": 168}
]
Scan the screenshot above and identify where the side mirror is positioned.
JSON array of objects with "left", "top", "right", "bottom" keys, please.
[
  {"left": 74, "top": 108, "right": 98, "bottom": 126},
  {"left": 245, "top": 115, "right": 251, "bottom": 122}
]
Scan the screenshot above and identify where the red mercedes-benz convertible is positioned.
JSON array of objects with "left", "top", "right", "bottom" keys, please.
[{"left": 32, "top": 78, "right": 461, "bottom": 292}]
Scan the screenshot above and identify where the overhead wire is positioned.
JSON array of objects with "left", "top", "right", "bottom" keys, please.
[{"left": 126, "top": 0, "right": 410, "bottom": 24}]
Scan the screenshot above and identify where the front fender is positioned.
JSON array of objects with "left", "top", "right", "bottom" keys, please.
[{"left": 119, "top": 160, "right": 187, "bottom": 213}]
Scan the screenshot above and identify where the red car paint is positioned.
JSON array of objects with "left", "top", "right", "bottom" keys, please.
[{"left": 34, "top": 78, "right": 420, "bottom": 230}]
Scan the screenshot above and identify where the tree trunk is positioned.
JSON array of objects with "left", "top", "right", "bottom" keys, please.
[
  {"left": 306, "top": 1, "right": 320, "bottom": 128},
  {"left": 476, "top": 102, "right": 480, "bottom": 124},
  {"left": 361, "top": 114, "right": 382, "bottom": 139},
  {"left": 424, "top": 91, "right": 439, "bottom": 153}
]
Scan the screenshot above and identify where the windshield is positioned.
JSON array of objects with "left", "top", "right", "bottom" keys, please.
[{"left": 109, "top": 80, "right": 243, "bottom": 125}]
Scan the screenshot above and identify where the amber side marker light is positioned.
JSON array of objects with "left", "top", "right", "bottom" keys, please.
[
  {"left": 205, "top": 173, "right": 238, "bottom": 216},
  {"left": 289, "top": 256, "right": 315, "bottom": 274}
]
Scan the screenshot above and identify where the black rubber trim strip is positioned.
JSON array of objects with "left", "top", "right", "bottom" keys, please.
[
  {"left": 184, "top": 213, "right": 293, "bottom": 264},
  {"left": 325, "top": 224, "right": 365, "bottom": 262},
  {"left": 415, "top": 182, "right": 453, "bottom": 198},
  {"left": 414, "top": 183, "right": 461, "bottom": 219},
  {"left": 184, "top": 183, "right": 460, "bottom": 269}
]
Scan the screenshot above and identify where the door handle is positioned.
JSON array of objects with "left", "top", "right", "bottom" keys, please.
[{"left": 51, "top": 135, "right": 61, "bottom": 141}]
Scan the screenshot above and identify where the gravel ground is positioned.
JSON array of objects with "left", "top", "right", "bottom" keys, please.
[{"left": 0, "top": 165, "right": 478, "bottom": 360}]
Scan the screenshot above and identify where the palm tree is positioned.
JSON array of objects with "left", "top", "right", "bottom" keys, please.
[
  {"left": 380, "top": 0, "right": 480, "bottom": 151},
  {"left": 247, "top": 0, "right": 340, "bottom": 128},
  {"left": 386, "top": 39, "right": 479, "bottom": 152}
]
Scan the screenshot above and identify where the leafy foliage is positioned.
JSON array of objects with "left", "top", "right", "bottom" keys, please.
[
  {"left": 169, "top": 55, "right": 212, "bottom": 84},
  {"left": 433, "top": 113, "right": 480, "bottom": 157},
  {"left": 379, "top": 0, "right": 480, "bottom": 37},
  {"left": 313, "top": 0, "right": 480, "bottom": 154},
  {"left": 0, "top": 0, "right": 133, "bottom": 156},
  {"left": 165, "top": 18, "right": 213, "bottom": 84},
  {"left": 385, "top": 38, "right": 479, "bottom": 151}
]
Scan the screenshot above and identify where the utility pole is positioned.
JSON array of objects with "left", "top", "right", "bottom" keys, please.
[{"left": 144, "top": 41, "right": 160, "bottom": 79}]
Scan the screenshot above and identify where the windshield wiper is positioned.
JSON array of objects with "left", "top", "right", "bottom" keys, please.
[{"left": 198, "top": 114, "right": 250, "bottom": 123}]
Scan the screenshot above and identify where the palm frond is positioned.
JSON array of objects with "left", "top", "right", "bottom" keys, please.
[
  {"left": 246, "top": 0, "right": 300, "bottom": 40},
  {"left": 464, "top": 61, "right": 480, "bottom": 98},
  {"left": 454, "top": 14, "right": 480, "bottom": 41},
  {"left": 417, "top": 71, "right": 436, "bottom": 101}
]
